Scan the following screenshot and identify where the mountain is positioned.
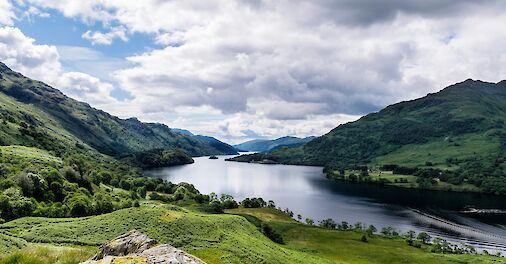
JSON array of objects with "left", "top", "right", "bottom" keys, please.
[
  {"left": 234, "top": 136, "right": 316, "bottom": 152},
  {"left": 192, "top": 135, "right": 238, "bottom": 154},
  {"left": 170, "top": 128, "right": 239, "bottom": 154},
  {"left": 0, "top": 62, "right": 237, "bottom": 157},
  {"left": 230, "top": 80, "right": 506, "bottom": 194}
]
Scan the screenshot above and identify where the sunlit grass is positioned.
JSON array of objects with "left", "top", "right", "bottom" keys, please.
[{"left": 0, "top": 244, "right": 95, "bottom": 264}]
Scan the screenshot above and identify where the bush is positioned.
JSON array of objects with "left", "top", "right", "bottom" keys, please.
[
  {"left": 261, "top": 223, "right": 284, "bottom": 244},
  {"left": 66, "top": 195, "right": 92, "bottom": 217}
]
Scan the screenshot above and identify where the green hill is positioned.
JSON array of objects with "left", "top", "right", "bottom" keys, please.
[
  {"left": 230, "top": 80, "right": 506, "bottom": 194},
  {"left": 0, "top": 62, "right": 236, "bottom": 157},
  {"left": 1, "top": 202, "right": 500, "bottom": 264}
]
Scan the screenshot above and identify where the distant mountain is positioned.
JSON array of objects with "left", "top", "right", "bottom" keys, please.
[
  {"left": 0, "top": 62, "right": 237, "bottom": 157},
  {"left": 230, "top": 80, "right": 506, "bottom": 194},
  {"left": 234, "top": 136, "right": 316, "bottom": 152},
  {"left": 170, "top": 128, "right": 238, "bottom": 155},
  {"left": 192, "top": 135, "right": 238, "bottom": 154}
]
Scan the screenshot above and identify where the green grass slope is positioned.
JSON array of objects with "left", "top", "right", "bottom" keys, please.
[
  {"left": 0, "top": 62, "right": 236, "bottom": 157},
  {"left": 227, "top": 208, "right": 503, "bottom": 264},
  {"left": 0, "top": 202, "right": 331, "bottom": 264}
]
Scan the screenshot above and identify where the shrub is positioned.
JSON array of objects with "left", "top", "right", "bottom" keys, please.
[
  {"left": 66, "top": 195, "right": 92, "bottom": 217},
  {"left": 261, "top": 223, "right": 284, "bottom": 244}
]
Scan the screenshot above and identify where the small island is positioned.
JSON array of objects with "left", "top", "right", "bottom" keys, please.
[{"left": 209, "top": 155, "right": 219, "bottom": 159}]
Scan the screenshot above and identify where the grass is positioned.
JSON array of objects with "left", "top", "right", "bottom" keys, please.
[
  {"left": 0, "top": 145, "right": 62, "bottom": 165},
  {"left": 373, "top": 133, "right": 500, "bottom": 169},
  {"left": 225, "top": 207, "right": 293, "bottom": 222},
  {"left": 227, "top": 208, "right": 505, "bottom": 264},
  {"left": 0, "top": 244, "right": 94, "bottom": 264},
  {"left": 0, "top": 201, "right": 331, "bottom": 264},
  {"left": 0, "top": 203, "right": 503, "bottom": 264}
]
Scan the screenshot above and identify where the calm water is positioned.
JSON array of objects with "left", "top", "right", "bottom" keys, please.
[{"left": 146, "top": 155, "right": 506, "bottom": 254}]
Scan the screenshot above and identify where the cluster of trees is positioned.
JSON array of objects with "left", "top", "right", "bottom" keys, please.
[
  {"left": 148, "top": 182, "right": 210, "bottom": 206},
  {"left": 123, "top": 148, "right": 194, "bottom": 169},
  {"left": 0, "top": 150, "right": 172, "bottom": 221},
  {"left": 241, "top": 197, "right": 267, "bottom": 208},
  {"left": 382, "top": 163, "right": 506, "bottom": 194},
  {"left": 325, "top": 162, "right": 506, "bottom": 195}
]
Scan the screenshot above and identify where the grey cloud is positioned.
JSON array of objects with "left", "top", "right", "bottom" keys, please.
[{"left": 297, "top": 0, "right": 498, "bottom": 26}]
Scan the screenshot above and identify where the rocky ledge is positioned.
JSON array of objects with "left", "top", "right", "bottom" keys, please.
[{"left": 82, "top": 230, "right": 206, "bottom": 264}]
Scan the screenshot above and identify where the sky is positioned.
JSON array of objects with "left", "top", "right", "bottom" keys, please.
[{"left": 0, "top": 1, "right": 506, "bottom": 144}]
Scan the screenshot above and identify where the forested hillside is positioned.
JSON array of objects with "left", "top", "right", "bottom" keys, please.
[
  {"left": 230, "top": 80, "right": 506, "bottom": 194},
  {"left": 0, "top": 62, "right": 236, "bottom": 157}
]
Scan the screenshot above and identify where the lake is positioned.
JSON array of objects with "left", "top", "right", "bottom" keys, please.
[{"left": 146, "top": 155, "right": 506, "bottom": 254}]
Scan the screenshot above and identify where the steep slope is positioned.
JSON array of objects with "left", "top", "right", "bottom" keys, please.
[
  {"left": 230, "top": 80, "right": 506, "bottom": 194},
  {"left": 192, "top": 135, "right": 238, "bottom": 154},
  {"left": 0, "top": 62, "right": 236, "bottom": 157},
  {"left": 171, "top": 128, "right": 239, "bottom": 154},
  {"left": 234, "top": 136, "right": 316, "bottom": 152},
  {"left": 297, "top": 79, "right": 506, "bottom": 166}
]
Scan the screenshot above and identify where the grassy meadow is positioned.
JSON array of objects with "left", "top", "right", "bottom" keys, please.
[{"left": 0, "top": 201, "right": 501, "bottom": 264}]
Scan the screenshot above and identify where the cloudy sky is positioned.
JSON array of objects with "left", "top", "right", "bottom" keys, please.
[{"left": 0, "top": 0, "right": 506, "bottom": 144}]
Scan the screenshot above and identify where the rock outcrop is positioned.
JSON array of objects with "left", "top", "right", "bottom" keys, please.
[{"left": 82, "top": 230, "right": 206, "bottom": 264}]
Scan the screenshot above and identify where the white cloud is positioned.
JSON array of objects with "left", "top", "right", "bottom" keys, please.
[
  {"left": 7, "top": 1, "right": 506, "bottom": 142},
  {"left": 0, "top": 0, "right": 16, "bottom": 26},
  {"left": 0, "top": 26, "right": 118, "bottom": 109},
  {"left": 82, "top": 26, "right": 128, "bottom": 45},
  {"left": 56, "top": 72, "right": 114, "bottom": 104},
  {"left": 0, "top": 26, "right": 60, "bottom": 82}
]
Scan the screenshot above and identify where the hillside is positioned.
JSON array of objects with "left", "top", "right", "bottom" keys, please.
[
  {"left": 0, "top": 62, "right": 236, "bottom": 157},
  {"left": 171, "top": 128, "right": 239, "bottom": 154},
  {"left": 229, "top": 80, "right": 506, "bottom": 194},
  {"left": 1, "top": 201, "right": 500, "bottom": 264},
  {"left": 234, "top": 136, "right": 316, "bottom": 152}
]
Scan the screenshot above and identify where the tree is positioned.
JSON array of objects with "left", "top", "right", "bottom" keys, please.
[
  {"left": 66, "top": 195, "right": 92, "bottom": 217},
  {"left": 14, "top": 172, "right": 34, "bottom": 196},
  {"left": 241, "top": 197, "right": 266, "bottom": 208},
  {"left": 305, "top": 218, "right": 314, "bottom": 225},
  {"left": 381, "top": 227, "right": 394, "bottom": 236},
  {"left": 267, "top": 200, "right": 276, "bottom": 208},
  {"left": 319, "top": 218, "right": 337, "bottom": 229},
  {"left": 297, "top": 214, "right": 302, "bottom": 221},
  {"left": 120, "top": 179, "right": 132, "bottom": 190},
  {"left": 416, "top": 232, "right": 431, "bottom": 244},
  {"left": 209, "top": 200, "right": 223, "bottom": 213},
  {"left": 366, "top": 225, "right": 377, "bottom": 236},
  {"left": 405, "top": 230, "right": 416, "bottom": 246},
  {"left": 93, "top": 193, "right": 114, "bottom": 214},
  {"left": 137, "top": 186, "right": 147, "bottom": 198},
  {"left": 431, "top": 237, "right": 452, "bottom": 253},
  {"left": 361, "top": 235, "right": 368, "bottom": 242}
]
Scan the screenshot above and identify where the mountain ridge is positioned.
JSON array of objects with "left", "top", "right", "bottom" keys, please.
[{"left": 0, "top": 62, "right": 237, "bottom": 157}]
